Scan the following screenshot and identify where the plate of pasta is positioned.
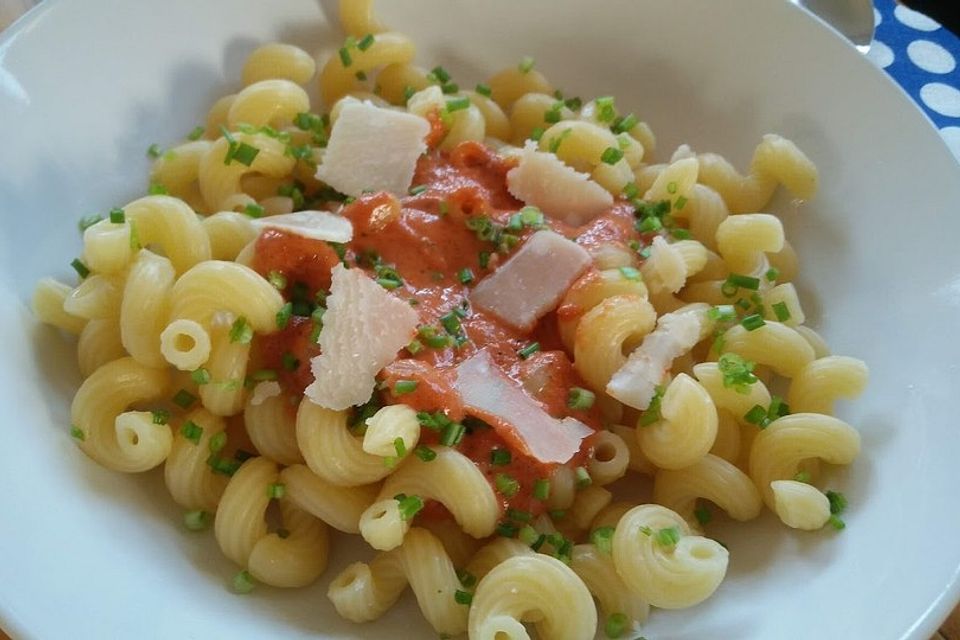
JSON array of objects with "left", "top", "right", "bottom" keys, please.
[{"left": 4, "top": 0, "right": 960, "bottom": 638}]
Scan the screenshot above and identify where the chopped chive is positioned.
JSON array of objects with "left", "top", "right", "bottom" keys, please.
[
  {"left": 267, "top": 482, "right": 285, "bottom": 499},
  {"left": 232, "top": 570, "right": 256, "bottom": 594},
  {"left": 418, "top": 325, "right": 451, "bottom": 349},
  {"left": 544, "top": 103, "right": 563, "bottom": 123},
  {"left": 183, "top": 509, "right": 211, "bottom": 531},
  {"left": 496, "top": 521, "right": 518, "bottom": 538},
  {"left": 671, "top": 227, "right": 692, "bottom": 240},
  {"left": 604, "top": 612, "right": 630, "bottom": 639},
  {"left": 675, "top": 195, "right": 689, "bottom": 210},
  {"left": 490, "top": 448, "right": 512, "bottom": 466},
  {"left": 430, "top": 66, "right": 451, "bottom": 83},
  {"left": 396, "top": 494, "right": 424, "bottom": 521},
  {"left": 406, "top": 339, "right": 423, "bottom": 355},
  {"left": 793, "top": 470, "right": 812, "bottom": 483},
  {"left": 622, "top": 182, "right": 639, "bottom": 199},
  {"left": 242, "top": 203, "right": 264, "bottom": 219},
  {"left": 190, "top": 368, "right": 211, "bottom": 385},
  {"left": 517, "top": 342, "right": 540, "bottom": 359},
  {"left": 229, "top": 142, "right": 260, "bottom": 167},
  {"left": 611, "top": 112, "right": 638, "bottom": 134},
  {"left": 439, "top": 311, "right": 461, "bottom": 335},
  {"left": 414, "top": 445, "right": 436, "bottom": 462},
  {"left": 108, "top": 208, "right": 125, "bottom": 224},
  {"left": 393, "top": 379, "right": 418, "bottom": 395},
  {"left": 618, "top": 266, "right": 641, "bottom": 281},
  {"left": 475, "top": 83, "right": 492, "bottom": 97},
  {"left": 741, "top": 313, "right": 766, "bottom": 331},
  {"left": 666, "top": 181, "right": 678, "bottom": 195},
  {"left": 441, "top": 82, "right": 459, "bottom": 95},
  {"left": 456, "top": 569, "right": 477, "bottom": 588},
  {"left": 725, "top": 273, "right": 761, "bottom": 291},
  {"left": 281, "top": 352, "right": 299, "bottom": 371},
  {"left": 518, "top": 56, "right": 535, "bottom": 73},
  {"left": 638, "top": 385, "right": 665, "bottom": 426},
  {"left": 172, "top": 389, "right": 197, "bottom": 409},
  {"left": 338, "top": 46, "right": 352, "bottom": 67},
  {"left": 151, "top": 409, "right": 170, "bottom": 425},
  {"left": 408, "top": 184, "right": 428, "bottom": 196},
  {"left": 590, "top": 526, "right": 615, "bottom": 555},
  {"left": 251, "top": 369, "right": 278, "bottom": 382},
  {"left": 440, "top": 420, "right": 465, "bottom": 447},
  {"left": 70, "top": 258, "right": 90, "bottom": 279},
  {"left": 70, "top": 425, "right": 85, "bottom": 441},
  {"left": 187, "top": 126, "right": 205, "bottom": 141},
  {"left": 567, "top": 387, "right": 596, "bottom": 411},
  {"left": 457, "top": 268, "right": 475, "bottom": 285},
  {"left": 392, "top": 437, "right": 407, "bottom": 459},
  {"left": 208, "top": 431, "right": 227, "bottom": 454},
  {"left": 529, "top": 127, "right": 545, "bottom": 142},
  {"left": 826, "top": 490, "right": 848, "bottom": 515},
  {"left": 694, "top": 505, "right": 712, "bottom": 526},
  {"left": 707, "top": 305, "right": 737, "bottom": 322},
  {"left": 229, "top": 316, "right": 253, "bottom": 343},
  {"left": 654, "top": 526, "right": 681, "bottom": 548},
  {"left": 828, "top": 515, "right": 846, "bottom": 530},
  {"left": 772, "top": 301, "right": 791, "bottom": 322},
  {"left": 744, "top": 404, "right": 770, "bottom": 427},
  {"left": 494, "top": 473, "right": 519, "bottom": 498},
  {"left": 454, "top": 589, "right": 473, "bottom": 605},
  {"left": 518, "top": 524, "right": 540, "bottom": 546},
  {"left": 765, "top": 267, "right": 780, "bottom": 282},
  {"left": 595, "top": 96, "right": 617, "bottom": 122},
  {"left": 635, "top": 215, "right": 663, "bottom": 233},
  {"left": 275, "top": 302, "right": 293, "bottom": 329},
  {"left": 548, "top": 127, "right": 573, "bottom": 153},
  {"left": 146, "top": 143, "right": 162, "bottom": 158},
  {"left": 266, "top": 271, "right": 287, "bottom": 291},
  {"left": 506, "top": 508, "right": 532, "bottom": 523},
  {"left": 446, "top": 96, "right": 471, "bottom": 112},
  {"left": 574, "top": 466, "right": 592, "bottom": 489},
  {"left": 533, "top": 478, "right": 551, "bottom": 501},
  {"left": 478, "top": 251, "right": 491, "bottom": 269},
  {"left": 717, "top": 353, "right": 757, "bottom": 393},
  {"left": 600, "top": 147, "right": 624, "bottom": 165},
  {"left": 357, "top": 33, "right": 375, "bottom": 51},
  {"left": 548, "top": 509, "right": 567, "bottom": 520}
]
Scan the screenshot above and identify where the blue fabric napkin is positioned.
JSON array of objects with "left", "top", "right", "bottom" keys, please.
[{"left": 871, "top": 0, "right": 960, "bottom": 158}]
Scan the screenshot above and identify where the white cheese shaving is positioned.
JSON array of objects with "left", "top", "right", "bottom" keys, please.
[
  {"left": 607, "top": 304, "right": 713, "bottom": 410},
  {"left": 455, "top": 350, "right": 590, "bottom": 464},
  {"left": 469, "top": 230, "right": 591, "bottom": 331},
  {"left": 249, "top": 381, "right": 281, "bottom": 406},
  {"left": 315, "top": 100, "right": 429, "bottom": 197},
  {"left": 506, "top": 142, "right": 613, "bottom": 226},
  {"left": 305, "top": 264, "right": 419, "bottom": 410},
  {"left": 250, "top": 210, "right": 353, "bottom": 243}
]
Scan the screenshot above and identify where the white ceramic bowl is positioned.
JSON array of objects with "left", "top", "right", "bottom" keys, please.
[{"left": 2, "top": 1, "right": 959, "bottom": 638}]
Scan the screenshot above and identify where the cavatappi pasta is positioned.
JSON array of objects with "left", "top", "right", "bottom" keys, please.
[{"left": 33, "top": 0, "right": 868, "bottom": 637}]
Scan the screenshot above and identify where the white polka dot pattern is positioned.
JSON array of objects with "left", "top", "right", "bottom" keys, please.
[
  {"left": 920, "top": 83, "right": 960, "bottom": 118},
  {"left": 907, "top": 40, "right": 956, "bottom": 74},
  {"left": 894, "top": 5, "right": 941, "bottom": 31},
  {"left": 867, "top": 40, "right": 895, "bottom": 68},
  {"left": 940, "top": 126, "right": 960, "bottom": 160}
]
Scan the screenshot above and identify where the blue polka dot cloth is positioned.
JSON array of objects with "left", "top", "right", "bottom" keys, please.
[{"left": 869, "top": 0, "right": 960, "bottom": 158}]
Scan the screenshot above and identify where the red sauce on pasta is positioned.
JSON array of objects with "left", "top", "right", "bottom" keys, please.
[{"left": 250, "top": 142, "right": 645, "bottom": 521}]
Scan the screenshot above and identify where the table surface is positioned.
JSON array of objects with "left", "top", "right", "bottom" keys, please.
[{"left": 0, "top": 1, "right": 958, "bottom": 639}]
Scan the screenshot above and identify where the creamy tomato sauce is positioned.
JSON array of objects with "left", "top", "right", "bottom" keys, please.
[{"left": 250, "top": 141, "right": 648, "bottom": 521}]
